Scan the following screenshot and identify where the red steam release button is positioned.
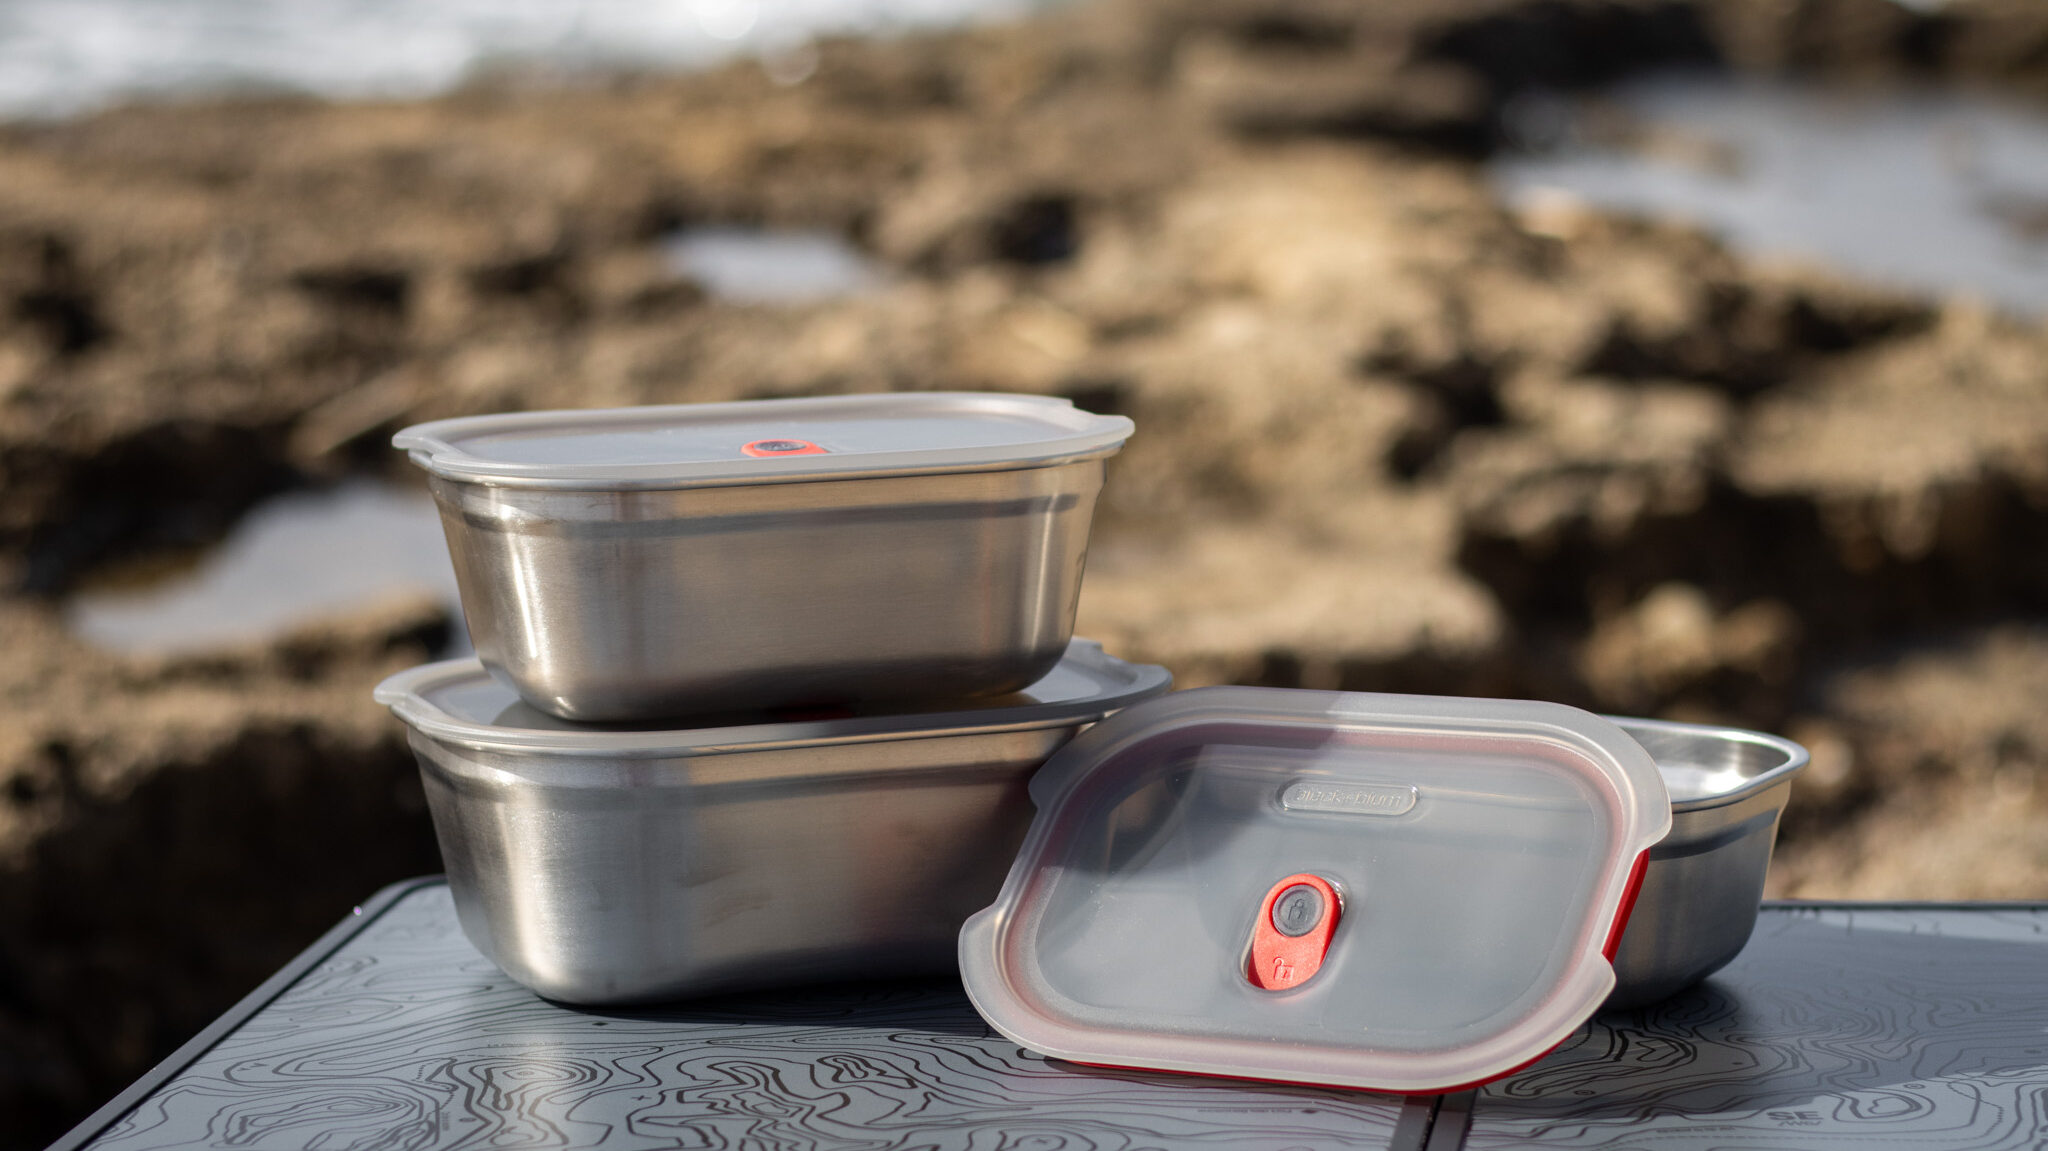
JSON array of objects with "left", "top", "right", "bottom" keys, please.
[
  {"left": 1247, "top": 873, "right": 1342, "bottom": 991},
  {"left": 742, "top": 438, "right": 827, "bottom": 457}
]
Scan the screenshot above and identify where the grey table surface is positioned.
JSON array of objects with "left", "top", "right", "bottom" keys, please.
[{"left": 51, "top": 879, "right": 2048, "bottom": 1151}]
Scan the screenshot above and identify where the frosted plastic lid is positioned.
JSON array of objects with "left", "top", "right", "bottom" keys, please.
[
  {"left": 374, "top": 639, "right": 1170, "bottom": 757},
  {"left": 394, "top": 393, "right": 1132, "bottom": 489},
  {"left": 958, "top": 687, "right": 1672, "bottom": 1094}
]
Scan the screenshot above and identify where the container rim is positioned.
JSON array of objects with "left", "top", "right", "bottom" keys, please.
[
  {"left": 394, "top": 392, "right": 1133, "bottom": 490},
  {"left": 375, "top": 639, "right": 1172, "bottom": 757},
  {"left": 1606, "top": 715, "right": 1811, "bottom": 813}
]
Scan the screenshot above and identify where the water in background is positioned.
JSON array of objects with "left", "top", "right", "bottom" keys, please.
[
  {"left": 53, "top": 227, "right": 882, "bottom": 655},
  {"left": 1491, "top": 74, "right": 2048, "bottom": 315},
  {"left": 0, "top": 0, "right": 1041, "bottom": 119},
  {"left": 664, "top": 228, "right": 885, "bottom": 303},
  {"left": 33, "top": 11, "right": 2048, "bottom": 655},
  {"left": 65, "top": 479, "right": 468, "bottom": 656}
]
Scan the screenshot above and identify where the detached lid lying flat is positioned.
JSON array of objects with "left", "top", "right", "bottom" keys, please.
[
  {"left": 374, "top": 639, "right": 1170, "bottom": 757},
  {"left": 958, "top": 687, "right": 1671, "bottom": 1094},
  {"left": 394, "top": 393, "right": 1132, "bottom": 489}
]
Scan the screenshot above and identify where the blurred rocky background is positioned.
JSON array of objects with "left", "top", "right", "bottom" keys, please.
[{"left": 4, "top": 0, "right": 2047, "bottom": 1145}]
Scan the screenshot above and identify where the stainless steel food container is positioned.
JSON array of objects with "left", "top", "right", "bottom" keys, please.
[
  {"left": 374, "top": 639, "right": 1171, "bottom": 1005},
  {"left": 394, "top": 393, "right": 1133, "bottom": 720},
  {"left": 1606, "top": 717, "right": 1810, "bottom": 1008}
]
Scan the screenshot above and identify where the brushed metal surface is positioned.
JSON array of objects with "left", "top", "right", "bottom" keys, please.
[
  {"left": 1606, "top": 717, "right": 1810, "bottom": 1008},
  {"left": 432, "top": 459, "right": 1109, "bottom": 720},
  {"left": 408, "top": 712, "right": 1140, "bottom": 1005}
]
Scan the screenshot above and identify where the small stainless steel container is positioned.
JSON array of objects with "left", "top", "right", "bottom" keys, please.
[
  {"left": 375, "top": 639, "right": 1171, "bottom": 1005},
  {"left": 395, "top": 394, "right": 1132, "bottom": 720},
  {"left": 1606, "top": 717, "right": 1810, "bottom": 1008}
]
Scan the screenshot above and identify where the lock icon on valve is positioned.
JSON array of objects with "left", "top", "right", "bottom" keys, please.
[{"left": 1247, "top": 873, "right": 1342, "bottom": 990}]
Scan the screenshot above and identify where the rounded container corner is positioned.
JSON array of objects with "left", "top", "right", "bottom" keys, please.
[
  {"left": 1093, "top": 412, "right": 1135, "bottom": 447},
  {"left": 372, "top": 663, "right": 433, "bottom": 710},
  {"left": 401, "top": 445, "right": 440, "bottom": 475},
  {"left": 955, "top": 907, "right": 1002, "bottom": 996},
  {"left": 1533, "top": 703, "right": 1674, "bottom": 849},
  {"left": 391, "top": 421, "right": 451, "bottom": 462}
]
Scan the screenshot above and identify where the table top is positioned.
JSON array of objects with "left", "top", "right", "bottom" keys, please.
[{"left": 52, "top": 879, "right": 2048, "bottom": 1151}]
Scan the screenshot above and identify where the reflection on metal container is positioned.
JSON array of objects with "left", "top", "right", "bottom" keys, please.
[
  {"left": 1606, "top": 717, "right": 1810, "bottom": 1008},
  {"left": 374, "top": 640, "right": 1170, "bottom": 1005}
]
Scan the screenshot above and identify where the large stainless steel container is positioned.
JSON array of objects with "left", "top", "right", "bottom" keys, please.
[
  {"left": 395, "top": 394, "right": 1133, "bottom": 720},
  {"left": 374, "top": 639, "right": 1171, "bottom": 1005},
  {"left": 1606, "top": 717, "right": 1810, "bottom": 1008}
]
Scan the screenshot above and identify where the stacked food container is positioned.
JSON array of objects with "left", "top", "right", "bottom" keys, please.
[
  {"left": 375, "top": 393, "right": 1171, "bottom": 1002},
  {"left": 377, "top": 391, "right": 1809, "bottom": 1094}
]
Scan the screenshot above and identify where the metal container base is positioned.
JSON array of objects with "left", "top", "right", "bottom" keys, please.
[{"left": 1604, "top": 717, "right": 1810, "bottom": 1009}]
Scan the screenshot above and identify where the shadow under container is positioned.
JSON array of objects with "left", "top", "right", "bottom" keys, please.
[
  {"left": 1606, "top": 717, "right": 1810, "bottom": 1008},
  {"left": 394, "top": 393, "right": 1133, "bottom": 721},
  {"left": 374, "top": 640, "right": 1171, "bottom": 1005}
]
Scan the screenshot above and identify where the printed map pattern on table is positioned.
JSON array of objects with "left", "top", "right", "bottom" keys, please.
[
  {"left": 80, "top": 885, "right": 2048, "bottom": 1150},
  {"left": 85, "top": 884, "right": 1408, "bottom": 1151},
  {"left": 1472, "top": 906, "right": 2048, "bottom": 1149}
]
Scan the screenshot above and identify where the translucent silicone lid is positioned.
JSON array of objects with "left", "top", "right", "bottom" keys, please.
[
  {"left": 394, "top": 393, "right": 1131, "bottom": 489},
  {"left": 958, "top": 687, "right": 1671, "bottom": 1094},
  {"left": 374, "top": 639, "right": 1171, "bottom": 757}
]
